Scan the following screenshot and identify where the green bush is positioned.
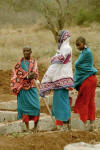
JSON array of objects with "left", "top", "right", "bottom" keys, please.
[
  {"left": 76, "top": 5, "right": 100, "bottom": 25},
  {"left": 76, "top": 9, "right": 88, "bottom": 25},
  {"left": 94, "top": 10, "right": 100, "bottom": 22}
]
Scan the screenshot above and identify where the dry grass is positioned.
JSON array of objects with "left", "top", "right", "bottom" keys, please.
[{"left": 0, "top": 23, "right": 100, "bottom": 70}]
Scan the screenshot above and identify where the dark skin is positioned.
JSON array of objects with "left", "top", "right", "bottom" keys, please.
[
  {"left": 23, "top": 48, "right": 37, "bottom": 79},
  {"left": 76, "top": 41, "right": 95, "bottom": 131},
  {"left": 76, "top": 42, "right": 85, "bottom": 51},
  {"left": 23, "top": 47, "right": 38, "bottom": 132},
  {"left": 23, "top": 48, "right": 32, "bottom": 60}
]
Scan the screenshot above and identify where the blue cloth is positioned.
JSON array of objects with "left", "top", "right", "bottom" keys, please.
[
  {"left": 21, "top": 59, "right": 29, "bottom": 72},
  {"left": 52, "top": 89, "right": 71, "bottom": 121},
  {"left": 74, "top": 47, "right": 97, "bottom": 90},
  {"left": 17, "top": 59, "right": 40, "bottom": 119}
]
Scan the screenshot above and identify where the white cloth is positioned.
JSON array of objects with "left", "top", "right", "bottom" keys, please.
[{"left": 41, "top": 39, "right": 73, "bottom": 83}]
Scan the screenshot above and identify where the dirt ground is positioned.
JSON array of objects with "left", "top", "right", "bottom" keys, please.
[
  {"left": 0, "top": 130, "right": 100, "bottom": 150},
  {"left": 0, "top": 70, "right": 100, "bottom": 150}
]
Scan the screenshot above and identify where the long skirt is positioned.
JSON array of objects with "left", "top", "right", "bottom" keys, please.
[
  {"left": 52, "top": 89, "right": 71, "bottom": 124},
  {"left": 74, "top": 75, "right": 97, "bottom": 122},
  {"left": 17, "top": 88, "right": 40, "bottom": 122}
]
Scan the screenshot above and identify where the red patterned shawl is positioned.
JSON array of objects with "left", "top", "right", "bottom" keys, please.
[{"left": 11, "top": 57, "right": 38, "bottom": 95}]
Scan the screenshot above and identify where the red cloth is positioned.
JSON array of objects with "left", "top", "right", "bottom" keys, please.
[
  {"left": 56, "top": 120, "right": 63, "bottom": 125},
  {"left": 69, "top": 97, "right": 72, "bottom": 107},
  {"left": 74, "top": 75, "right": 97, "bottom": 122},
  {"left": 11, "top": 57, "right": 39, "bottom": 95},
  {"left": 56, "top": 119, "right": 71, "bottom": 125},
  {"left": 22, "top": 114, "right": 39, "bottom": 123}
]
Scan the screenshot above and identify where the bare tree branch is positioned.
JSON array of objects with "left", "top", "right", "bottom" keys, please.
[{"left": 40, "top": 0, "right": 72, "bottom": 42}]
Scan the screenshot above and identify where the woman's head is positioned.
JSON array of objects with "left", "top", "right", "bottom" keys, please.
[
  {"left": 23, "top": 46, "right": 32, "bottom": 60},
  {"left": 58, "top": 30, "right": 70, "bottom": 49},
  {"left": 76, "top": 36, "right": 86, "bottom": 51}
]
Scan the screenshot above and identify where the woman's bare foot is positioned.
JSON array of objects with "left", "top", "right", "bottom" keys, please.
[
  {"left": 89, "top": 120, "right": 95, "bottom": 132},
  {"left": 32, "top": 121, "right": 38, "bottom": 133}
]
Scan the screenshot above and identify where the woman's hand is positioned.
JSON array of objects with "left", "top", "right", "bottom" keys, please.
[{"left": 27, "top": 71, "right": 37, "bottom": 79}]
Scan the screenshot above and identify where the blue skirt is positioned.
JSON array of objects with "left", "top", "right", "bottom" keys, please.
[
  {"left": 52, "top": 89, "right": 71, "bottom": 121},
  {"left": 17, "top": 88, "right": 40, "bottom": 119}
]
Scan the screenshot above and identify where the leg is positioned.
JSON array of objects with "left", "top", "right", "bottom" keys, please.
[
  {"left": 67, "top": 119, "right": 71, "bottom": 130},
  {"left": 83, "top": 121, "right": 88, "bottom": 130},
  {"left": 74, "top": 86, "right": 90, "bottom": 122},
  {"left": 74, "top": 76, "right": 97, "bottom": 123},
  {"left": 89, "top": 120, "right": 95, "bottom": 132},
  {"left": 88, "top": 76, "right": 97, "bottom": 131},
  {"left": 88, "top": 88, "right": 96, "bottom": 123},
  {"left": 56, "top": 120, "right": 63, "bottom": 130},
  {"left": 63, "top": 120, "right": 71, "bottom": 130},
  {"left": 25, "top": 122, "right": 29, "bottom": 131},
  {"left": 59, "top": 119, "right": 71, "bottom": 130},
  {"left": 52, "top": 89, "right": 71, "bottom": 130},
  {"left": 22, "top": 115, "right": 30, "bottom": 131},
  {"left": 32, "top": 116, "right": 40, "bottom": 133},
  {"left": 33, "top": 120, "right": 39, "bottom": 133},
  {"left": 88, "top": 100, "right": 95, "bottom": 132}
]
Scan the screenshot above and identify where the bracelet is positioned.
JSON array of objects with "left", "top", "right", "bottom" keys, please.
[{"left": 27, "top": 76, "right": 29, "bottom": 79}]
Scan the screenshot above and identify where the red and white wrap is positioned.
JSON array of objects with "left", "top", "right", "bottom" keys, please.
[
  {"left": 11, "top": 57, "right": 39, "bottom": 95},
  {"left": 40, "top": 33, "right": 74, "bottom": 97}
]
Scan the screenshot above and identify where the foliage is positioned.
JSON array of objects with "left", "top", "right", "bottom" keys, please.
[
  {"left": 0, "top": 0, "right": 100, "bottom": 40},
  {"left": 0, "top": 0, "right": 100, "bottom": 27},
  {"left": 76, "top": 0, "right": 100, "bottom": 25},
  {"left": 76, "top": 9, "right": 88, "bottom": 25},
  {"left": 0, "top": 0, "right": 40, "bottom": 26},
  {"left": 0, "top": 0, "right": 39, "bottom": 11}
]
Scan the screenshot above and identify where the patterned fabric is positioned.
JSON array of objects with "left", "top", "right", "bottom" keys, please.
[
  {"left": 40, "top": 78, "right": 73, "bottom": 96},
  {"left": 74, "top": 47, "right": 97, "bottom": 90},
  {"left": 51, "top": 30, "right": 71, "bottom": 64},
  {"left": 17, "top": 61, "right": 40, "bottom": 120},
  {"left": 74, "top": 75, "right": 97, "bottom": 122},
  {"left": 40, "top": 30, "right": 73, "bottom": 97},
  {"left": 11, "top": 57, "right": 38, "bottom": 95},
  {"left": 51, "top": 53, "right": 72, "bottom": 64},
  {"left": 58, "top": 30, "right": 70, "bottom": 49}
]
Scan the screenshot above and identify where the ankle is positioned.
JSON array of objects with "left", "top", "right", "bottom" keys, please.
[
  {"left": 25, "top": 122, "right": 29, "bottom": 130},
  {"left": 90, "top": 120, "right": 94, "bottom": 124}
]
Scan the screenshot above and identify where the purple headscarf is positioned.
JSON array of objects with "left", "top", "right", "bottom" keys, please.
[{"left": 58, "top": 30, "right": 70, "bottom": 49}]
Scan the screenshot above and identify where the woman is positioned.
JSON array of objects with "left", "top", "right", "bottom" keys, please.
[
  {"left": 40, "top": 30, "right": 74, "bottom": 130},
  {"left": 74, "top": 36, "right": 97, "bottom": 131},
  {"left": 11, "top": 46, "right": 40, "bottom": 132}
]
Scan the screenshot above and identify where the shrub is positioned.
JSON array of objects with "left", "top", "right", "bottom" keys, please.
[{"left": 76, "top": 9, "right": 88, "bottom": 25}]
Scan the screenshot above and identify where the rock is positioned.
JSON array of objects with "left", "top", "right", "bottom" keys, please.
[
  {"left": 64, "top": 142, "right": 100, "bottom": 150},
  {"left": 0, "top": 111, "right": 17, "bottom": 122},
  {"left": 0, "top": 100, "right": 17, "bottom": 111}
]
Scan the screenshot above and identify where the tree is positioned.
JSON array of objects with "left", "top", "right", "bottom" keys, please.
[{"left": 40, "top": 0, "right": 73, "bottom": 42}]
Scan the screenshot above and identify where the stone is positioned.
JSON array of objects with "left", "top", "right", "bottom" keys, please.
[
  {"left": 0, "top": 100, "right": 17, "bottom": 111},
  {"left": 0, "top": 121, "right": 26, "bottom": 135},
  {"left": 0, "top": 112, "right": 100, "bottom": 135},
  {"left": 0, "top": 113, "right": 55, "bottom": 135},
  {"left": 0, "top": 111, "right": 17, "bottom": 122},
  {"left": 37, "top": 115, "right": 56, "bottom": 131},
  {"left": 64, "top": 142, "right": 100, "bottom": 150},
  {"left": 71, "top": 113, "right": 100, "bottom": 130}
]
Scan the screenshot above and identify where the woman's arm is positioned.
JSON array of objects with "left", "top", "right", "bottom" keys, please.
[{"left": 51, "top": 43, "right": 72, "bottom": 64}]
